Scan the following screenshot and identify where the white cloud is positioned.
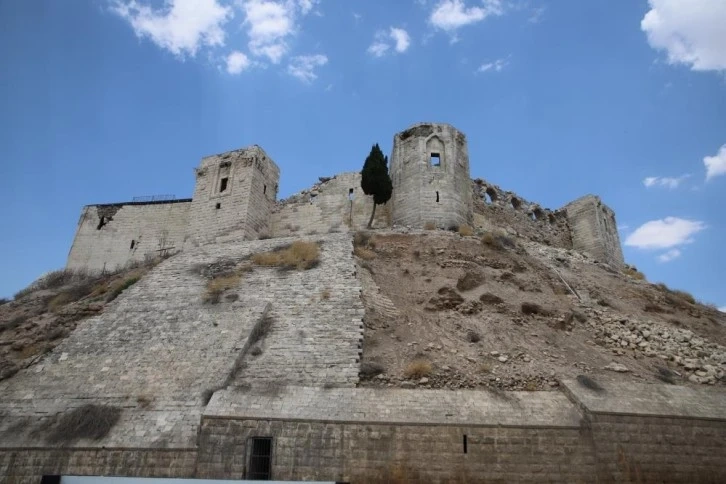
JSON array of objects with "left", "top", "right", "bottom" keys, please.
[
  {"left": 226, "top": 50, "right": 251, "bottom": 74},
  {"left": 625, "top": 217, "right": 707, "bottom": 250},
  {"left": 287, "top": 54, "right": 327, "bottom": 82},
  {"left": 719, "top": 306, "right": 726, "bottom": 313},
  {"left": 430, "top": 0, "right": 503, "bottom": 33},
  {"left": 112, "top": 0, "right": 233, "bottom": 57},
  {"left": 657, "top": 248, "right": 681, "bottom": 263},
  {"left": 643, "top": 174, "right": 690, "bottom": 189},
  {"left": 478, "top": 58, "right": 507, "bottom": 72},
  {"left": 704, "top": 144, "right": 726, "bottom": 180},
  {"left": 641, "top": 0, "right": 726, "bottom": 72},
  {"left": 241, "top": 0, "right": 294, "bottom": 63},
  {"left": 618, "top": 224, "right": 630, "bottom": 232},
  {"left": 367, "top": 27, "right": 411, "bottom": 57}
]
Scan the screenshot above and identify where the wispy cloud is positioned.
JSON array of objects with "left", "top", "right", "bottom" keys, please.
[
  {"left": 719, "top": 306, "right": 726, "bottom": 313},
  {"left": 641, "top": 0, "right": 726, "bottom": 72},
  {"left": 642, "top": 174, "right": 690, "bottom": 189},
  {"left": 625, "top": 216, "right": 706, "bottom": 262},
  {"left": 368, "top": 27, "right": 411, "bottom": 57},
  {"left": 226, "top": 50, "right": 251, "bottom": 74},
  {"left": 704, "top": 144, "right": 726, "bottom": 180},
  {"left": 111, "top": 0, "right": 233, "bottom": 58},
  {"left": 429, "top": 0, "right": 503, "bottom": 39},
  {"left": 478, "top": 57, "right": 508, "bottom": 73},
  {"left": 287, "top": 54, "right": 328, "bottom": 82}
]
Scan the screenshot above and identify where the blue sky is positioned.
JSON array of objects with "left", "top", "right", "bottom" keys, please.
[{"left": 1, "top": 0, "right": 724, "bottom": 308}]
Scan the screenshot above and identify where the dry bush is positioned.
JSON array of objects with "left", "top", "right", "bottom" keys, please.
[
  {"left": 423, "top": 221, "right": 436, "bottom": 231},
  {"left": 655, "top": 367, "right": 677, "bottom": 384},
  {"left": 0, "top": 298, "right": 10, "bottom": 305},
  {"left": 576, "top": 375, "right": 604, "bottom": 393},
  {"left": 353, "top": 231, "right": 371, "bottom": 247},
  {"left": 360, "top": 361, "right": 385, "bottom": 378},
  {"left": 667, "top": 289, "right": 696, "bottom": 306},
  {"left": 524, "top": 381, "right": 539, "bottom": 391},
  {"left": 105, "top": 275, "right": 140, "bottom": 303},
  {"left": 203, "top": 273, "right": 241, "bottom": 304},
  {"left": 521, "top": 302, "right": 549, "bottom": 316},
  {"left": 458, "top": 224, "right": 474, "bottom": 237},
  {"left": 644, "top": 303, "right": 665, "bottom": 313},
  {"left": 46, "top": 404, "right": 121, "bottom": 444},
  {"left": 1, "top": 315, "right": 27, "bottom": 332},
  {"left": 14, "top": 269, "right": 91, "bottom": 300},
  {"left": 251, "top": 241, "right": 320, "bottom": 271},
  {"left": 456, "top": 271, "right": 484, "bottom": 291},
  {"left": 479, "top": 293, "right": 504, "bottom": 305},
  {"left": 353, "top": 247, "right": 376, "bottom": 260},
  {"left": 466, "top": 329, "right": 481, "bottom": 343},
  {"left": 623, "top": 266, "right": 646, "bottom": 280},
  {"left": 481, "top": 232, "right": 513, "bottom": 251},
  {"left": 404, "top": 359, "right": 432, "bottom": 379},
  {"left": 136, "top": 395, "right": 153, "bottom": 409},
  {"left": 479, "top": 362, "right": 492, "bottom": 374}
]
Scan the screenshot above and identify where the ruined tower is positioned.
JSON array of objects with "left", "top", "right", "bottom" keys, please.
[
  {"left": 564, "top": 195, "right": 624, "bottom": 268},
  {"left": 185, "top": 145, "right": 280, "bottom": 246},
  {"left": 389, "top": 123, "right": 473, "bottom": 229}
]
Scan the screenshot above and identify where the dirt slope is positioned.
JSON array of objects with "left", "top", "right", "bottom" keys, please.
[{"left": 356, "top": 230, "right": 726, "bottom": 391}]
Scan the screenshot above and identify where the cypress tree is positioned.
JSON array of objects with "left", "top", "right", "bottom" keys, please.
[{"left": 361, "top": 143, "right": 393, "bottom": 228}]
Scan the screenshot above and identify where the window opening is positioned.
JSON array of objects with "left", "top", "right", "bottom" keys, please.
[
  {"left": 510, "top": 197, "right": 521, "bottom": 210},
  {"left": 247, "top": 437, "right": 273, "bottom": 479},
  {"left": 430, "top": 153, "right": 441, "bottom": 167},
  {"left": 463, "top": 434, "right": 468, "bottom": 454},
  {"left": 310, "top": 193, "right": 317, "bottom": 204},
  {"left": 220, "top": 177, "right": 229, "bottom": 192},
  {"left": 96, "top": 217, "right": 107, "bottom": 230},
  {"left": 436, "top": 191, "right": 440, "bottom": 203},
  {"left": 264, "top": 184, "right": 267, "bottom": 194},
  {"left": 348, "top": 188, "right": 354, "bottom": 201},
  {"left": 130, "top": 240, "right": 135, "bottom": 250},
  {"left": 215, "top": 203, "right": 221, "bottom": 209}
]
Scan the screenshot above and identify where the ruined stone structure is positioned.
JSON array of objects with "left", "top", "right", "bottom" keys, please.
[
  {"left": 2, "top": 122, "right": 723, "bottom": 483},
  {"left": 65, "top": 122, "right": 625, "bottom": 273}
]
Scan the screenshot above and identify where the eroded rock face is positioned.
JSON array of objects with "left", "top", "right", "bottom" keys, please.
[{"left": 425, "top": 287, "right": 464, "bottom": 311}]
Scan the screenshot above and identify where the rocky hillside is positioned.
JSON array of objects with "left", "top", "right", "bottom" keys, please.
[{"left": 355, "top": 229, "right": 726, "bottom": 391}]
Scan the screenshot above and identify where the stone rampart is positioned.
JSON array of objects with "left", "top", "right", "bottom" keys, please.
[
  {"left": 564, "top": 195, "right": 625, "bottom": 267},
  {"left": 66, "top": 199, "right": 191, "bottom": 273}
]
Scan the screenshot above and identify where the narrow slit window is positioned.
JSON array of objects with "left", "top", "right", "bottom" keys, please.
[
  {"left": 264, "top": 184, "right": 267, "bottom": 194},
  {"left": 463, "top": 434, "right": 468, "bottom": 454},
  {"left": 436, "top": 191, "right": 440, "bottom": 203},
  {"left": 220, "top": 177, "right": 229, "bottom": 192},
  {"left": 96, "top": 216, "right": 106, "bottom": 230},
  {"left": 348, "top": 188, "right": 354, "bottom": 201},
  {"left": 215, "top": 203, "right": 221, "bottom": 209},
  {"left": 130, "top": 240, "right": 135, "bottom": 249},
  {"left": 247, "top": 437, "right": 273, "bottom": 479},
  {"left": 430, "top": 153, "right": 441, "bottom": 167}
]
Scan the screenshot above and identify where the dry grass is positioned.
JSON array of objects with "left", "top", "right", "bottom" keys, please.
[
  {"left": 458, "top": 224, "right": 474, "bottom": 236},
  {"left": 404, "top": 359, "right": 432, "bottom": 379},
  {"left": 203, "top": 273, "right": 241, "bottom": 304},
  {"left": 623, "top": 266, "right": 646, "bottom": 280},
  {"left": 478, "top": 362, "right": 492, "bottom": 374},
  {"left": 136, "top": 395, "right": 153, "bottom": 409},
  {"left": 481, "top": 232, "right": 514, "bottom": 251},
  {"left": 46, "top": 404, "right": 121, "bottom": 443},
  {"left": 353, "top": 246, "right": 377, "bottom": 260},
  {"left": 353, "top": 231, "right": 371, "bottom": 247},
  {"left": 105, "top": 275, "right": 140, "bottom": 303},
  {"left": 251, "top": 241, "right": 320, "bottom": 271},
  {"left": 524, "top": 380, "right": 538, "bottom": 391},
  {"left": 423, "top": 221, "right": 436, "bottom": 231}
]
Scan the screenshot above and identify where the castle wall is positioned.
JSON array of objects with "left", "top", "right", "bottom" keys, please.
[
  {"left": 390, "top": 123, "right": 473, "bottom": 229},
  {"left": 66, "top": 200, "right": 191, "bottom": 273},
  {"left": 564, "top": 195, "right": 624, "bottom": 267},
  {"left": 185, "top": 146, "right": 279, "bottom": 247},
  {"left": 270, "top": 173, "right": 390, "bottom": 237},
  {"left": 471, "top": 179, "right": 573, "bottom": 248}
]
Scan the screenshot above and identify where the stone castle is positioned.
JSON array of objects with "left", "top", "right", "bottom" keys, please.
[
  {"left": 66, "top": 122, "right": 624, "bottom": 272},
  {"left": 4, "top": 123, "right": 722, "bottom": 483}
]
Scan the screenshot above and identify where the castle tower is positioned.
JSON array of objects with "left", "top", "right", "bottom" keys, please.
[
  {"left": 185, "top": 145, "right": 280, "bottom": 246},
  {"left": 389, "top": 123, "right": 473, "bottom": 229},
  {"left": 563, "top": 195, "right": 624, "bottom": 268}
]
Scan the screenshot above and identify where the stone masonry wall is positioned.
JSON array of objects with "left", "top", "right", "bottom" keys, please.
[
  {"left": 390, "top": 123, "right": 473, "bottom": 229},
  {"left": 184, "top": 146, "right": 280, "bottom": 247},
  {"left": 66, "top": 200, "right": 190, "bottom": 273},
  {"left": 564, "top": 195, "right": 624, "bottom": 267},
  {"left": 471, "top": 179, "right": 573, "bottom": 248},
  {"left": 270, "top": 173, "right": 390, "bottom": 237}
]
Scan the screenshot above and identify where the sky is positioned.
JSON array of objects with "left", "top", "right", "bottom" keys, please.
[{"left": 0, "top": 0, "right": 724, "bottom": 309}]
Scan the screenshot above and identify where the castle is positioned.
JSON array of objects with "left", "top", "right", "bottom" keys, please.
[{"left": 66, "top": 122, "right": 624, "bottom": 272}]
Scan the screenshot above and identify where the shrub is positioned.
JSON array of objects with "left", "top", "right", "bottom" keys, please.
[
  {"left": 478, "top": 362, "right": 492, "bottom": 373},
  {"left": 466, "top": 329, "right": 481, "bottom": 343},
  {"left": 360, "top": 361, "right": 385, "bottom": 378},
  {"left": 644, "top": 303, "right": 665, "bottom": 313},
  {"left": 404, "top": 359, "right": 432, "bottom": 379},
  {"left": 105, "top": 276, "right": 140, "bottom": 303},
  {"left": 0, "top": 315, "right": 27, "bottom": 332},
  {"left": 524, "top": 381, "right": 539, "bottom": 391},
  {"left": 136, "top": 395, "right": 153, "bottom": 408},
  {"left": 203, "top": 274, "right": 241, "bottom": 304},
  {"left": 655, "top": 367, "right": 677, "bottom": 384},
  {"left": 481, "top": 232, "right": 513, "bottom": 251},
  {"left": 458, "top": 224, "right": 474, "bottom": 237},
  {"left": 353, "top": 231, "right": 371, "bottom": 247},
  {"left": 521, "top": 302, "right": 549, "bottom": 315},
  {"left": 623, "top": 266, "right": 646, "bottom": 280},
  {"left": 479, "top": 293, "right": 504, "bottom": 305},
  {"left": 251, "top": 241, "right": 321, "bottom": 271},
  {"left": 456, "top": 271, "right": 484, "bottom": 292},
  {"left": 46, "top": 404, "right": 122, "bottom": 443},
  {"left": 576, "top": 375, "right": 604, "bottom": 392},
  {"left": 0, "top": 298, "right": 9, "bottom": 305},
  {"left": 423, "top": 221, "right": 436, "bottom": 231},
  {"left": 353, "top": 247, "right": 376, "bottom": 260}
]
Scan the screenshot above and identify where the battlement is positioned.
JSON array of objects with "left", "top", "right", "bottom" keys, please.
[{"left": 65, "top": 123, "right": 624, "bottom": 272}]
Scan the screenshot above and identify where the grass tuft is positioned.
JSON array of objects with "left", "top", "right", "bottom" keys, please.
[
  {"left": 251, "top": 241, "right": 321, "bottom": 271},
  {"left": 203, "top": 273, "right": 241, "bottom": 305},
  {"left": 353, "top": 247, "right": 376, "bottom": 260},
  {"left": 404, "top": 359, "right": 432, "bottom": 379},
  {"left": 423, "top": 221, "right": 436, "bottom": 231},
  {"left": 457, "top": 224, "right": 474, "bottom": 237}
]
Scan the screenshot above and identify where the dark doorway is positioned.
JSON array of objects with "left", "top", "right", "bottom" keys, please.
[{"left": 247, "top": 437, "right": 273, "bottom": 480}]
